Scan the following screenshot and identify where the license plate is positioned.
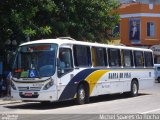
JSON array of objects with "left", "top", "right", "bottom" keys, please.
[
  {"left": 24, "top": 93, "right": 33, "bottom": 96},
  {"left": 32, "top": 83, "right": 44, "bottom": 87}
]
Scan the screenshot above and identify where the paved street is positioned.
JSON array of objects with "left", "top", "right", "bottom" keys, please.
[{"left": 0, "top": 82, "right": 160, "bottom": 120}]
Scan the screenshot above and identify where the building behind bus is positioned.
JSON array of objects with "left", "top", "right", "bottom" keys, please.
[{"left": 115, "top": 0, "right": 160, "bottom": 63}]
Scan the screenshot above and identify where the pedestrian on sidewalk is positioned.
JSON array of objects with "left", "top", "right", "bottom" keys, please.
[
  {"left": 1, "top": 75, "right": 7, "bottom": 97},
  {"left": 3, "top": 71, "right": 11, "bottom": 97},
  {"left": 2, "top": 75, "right": 7, "bottom": 96},
  {"left": 0, "top": 75, "right": 4, "bottom": 97},
  {"left": 6, "top": 72, "right": 11, "bottom": 97}
]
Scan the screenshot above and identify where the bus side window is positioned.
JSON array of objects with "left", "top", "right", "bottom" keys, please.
[
  {"left": 108, "top": 48, "right": 121, "bottom": 67},
  {"left": 58, "top": 48, "right": 73, "bottom": 77},
  {"left": 122, "top": 49, "right": 133, "bottom": 67},
  {"left": 92, "top": 47, "right": 107, "bottom": 67},
  {"left": 134, "top": 51, "right": 144, "bottom": 67},
  {"left": 73, "top": 45, "right": 91, "bottom": 67},
  {"left": 144, "top": 52, "right": 153, "bottom": 67}
]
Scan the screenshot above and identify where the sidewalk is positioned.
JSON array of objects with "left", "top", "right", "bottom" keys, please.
[{"left": 0, "top": 96, "right": 21, "bottom": 105}]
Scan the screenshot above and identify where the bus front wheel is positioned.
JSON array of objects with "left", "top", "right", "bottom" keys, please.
[
  {"left": 76, "top": 84, "right": 89, "bottom": 105},
  {"left": 130, "top": 80, "right": 139, "bottom": 97}
]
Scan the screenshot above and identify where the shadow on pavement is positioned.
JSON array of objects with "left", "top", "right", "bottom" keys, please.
[{"left": 5, "top": 93, "right": 150, "bottom": 110}]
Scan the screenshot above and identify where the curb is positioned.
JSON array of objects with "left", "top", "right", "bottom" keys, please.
[
  {"left": 0, "top": 100, "right": 22, "bottom": 105},
  {"left": 0, "top": 97, "right": 22, "bottom": 105}
]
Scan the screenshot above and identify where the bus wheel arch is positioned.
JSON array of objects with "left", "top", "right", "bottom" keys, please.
[
  {"left": 130, "top": 78, "right": 139, "bottom": 97},
  {"left": 76, "top": 81, "right": 90, "bottom": 105}
]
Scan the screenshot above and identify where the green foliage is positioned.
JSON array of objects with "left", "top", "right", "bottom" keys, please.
[
  {"left": 0, "top": 0, "right": 120, "bottom": 45},
  {"left": 23, "top": 28, "right": 36, "bottom": 37}
]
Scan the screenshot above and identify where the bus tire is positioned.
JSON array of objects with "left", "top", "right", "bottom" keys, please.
[
  {"left": 158, "top": 77, "right": 160, "bottom": 83},
  {"left": 40, "top": 101, "right": 50, "bottom": 105},
  {"left": 130, "top": 80, "right": 139, "bottom": 97},
  {"left": 76, "top": 84, "right": 89, "bottom": 105}
]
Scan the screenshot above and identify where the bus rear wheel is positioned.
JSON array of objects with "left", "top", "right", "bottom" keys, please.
[
  {"left": 76, "top": 84, "right": 89, "bottom": 105},
  {"left": 130, "top": 80, "right": 139, "bottom": 97}
]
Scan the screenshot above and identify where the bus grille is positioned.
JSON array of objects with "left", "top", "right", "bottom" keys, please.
[{"left": 18, "top": 87, "right": 41, "bottom": 91}]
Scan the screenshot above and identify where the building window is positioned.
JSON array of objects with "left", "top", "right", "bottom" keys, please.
[
  {"left": 112, "top": 24, "right": 120, "bottom": 38},
  {"left": 147, "top": 22, "right": 155, "bottom": 37},
  {"left": 129, "top": 18, "right": 140, "bottom": 42},
  {"left": 149, "top": 3, "right": 154, "bottom": 10}
]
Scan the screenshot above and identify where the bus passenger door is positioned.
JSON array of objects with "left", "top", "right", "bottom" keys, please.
[{"left": 57, "top": 47, "right": 75, "bottom": 100}]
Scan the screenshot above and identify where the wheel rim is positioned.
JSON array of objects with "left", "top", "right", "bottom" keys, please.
[
  {"left": 133, "top": 83, "right": 137, "bottom": 95},
  {"left": 79, "top": 88, "right": 85, "bottom": 101}
]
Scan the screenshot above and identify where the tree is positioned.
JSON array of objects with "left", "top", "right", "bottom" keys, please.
[
  {"left": 0, "top": 0, "right": 56, "bottom": 46},
  {"left": 53, "top": 0, "right": 120, "bottom": 42},
  {"left": 0, "top": 0, "right": 120, "bottom": 46}
]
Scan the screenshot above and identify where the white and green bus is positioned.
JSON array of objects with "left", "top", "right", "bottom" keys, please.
[{"left": 11, "top": 37, "right": 154, "bottom": 104}]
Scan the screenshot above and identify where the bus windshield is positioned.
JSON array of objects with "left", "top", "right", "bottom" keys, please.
[{"left": 12, "top": 44, "right": 57, "bottom": 78}]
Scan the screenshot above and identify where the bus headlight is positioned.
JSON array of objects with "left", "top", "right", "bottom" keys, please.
[
  {"left": 11, "top": 81, "right": 16, "bottom": 90},
  {"left": 43, "top": 80, "right": 54, "bottom": 90}
]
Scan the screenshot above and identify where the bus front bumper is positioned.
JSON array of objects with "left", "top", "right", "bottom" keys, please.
[{"left": 11, "top": 90, "right": 58, "bottom": 102}]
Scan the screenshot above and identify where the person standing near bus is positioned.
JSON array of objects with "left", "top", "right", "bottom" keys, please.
[
  {"left": 0, "top": 75, "right": 5, "bottom": 97},
  {"left": 0, "top": 75, "right": 2, "bottom": 97},
  {"left": 6, "top": 72, "right": 11, "bottom": 97}
]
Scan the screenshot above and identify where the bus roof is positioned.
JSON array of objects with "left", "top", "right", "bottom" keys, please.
[{"left": 20, "top": 37, "right": 152, "bottom": 52}]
